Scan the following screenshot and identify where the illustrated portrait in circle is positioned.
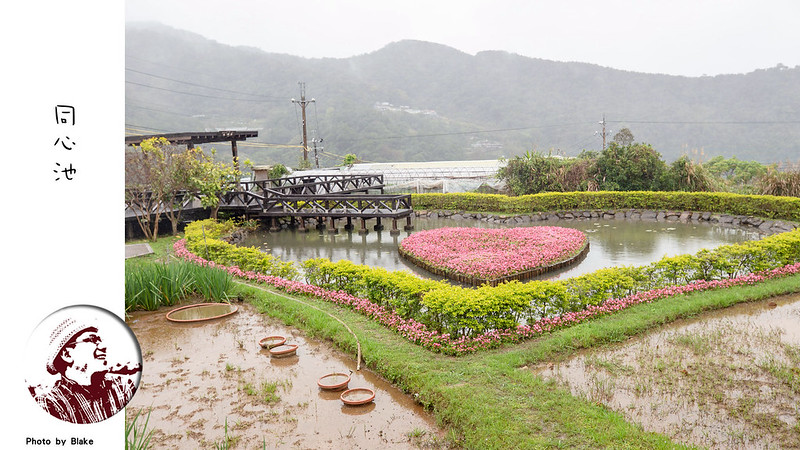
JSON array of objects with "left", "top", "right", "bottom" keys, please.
[{"left": 25, "top": 305, "right": 142, "bottom": 424}]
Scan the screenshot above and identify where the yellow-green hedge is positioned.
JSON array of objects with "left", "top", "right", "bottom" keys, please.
[
  {"left": 183, "top": 219, "right": 298, "bottom": 280},
  {"left": 412, "top": 191, "right": 800, "bottom": 222}
]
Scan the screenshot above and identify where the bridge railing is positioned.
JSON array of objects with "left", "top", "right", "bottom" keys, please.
[
  {"left": 238, "top": 174, "right": 384, "bottom": 196},
  {"left": 270, "top": 194, "right": 411, "bottom": 216}
]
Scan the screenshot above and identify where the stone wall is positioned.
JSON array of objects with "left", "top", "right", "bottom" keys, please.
[{"left": 414, "top": 209, "right": 798, "bottom": 236}]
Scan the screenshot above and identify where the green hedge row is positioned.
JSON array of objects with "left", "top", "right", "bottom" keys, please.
[
  {"left": 411, "top": 191, "right": 800, "bottom": 222},
  {"left": 183, "top": 219, "right": 299, "bottom": 280},
  {"left": 303, "top": 229, "right": 800, "bottom": 337}
]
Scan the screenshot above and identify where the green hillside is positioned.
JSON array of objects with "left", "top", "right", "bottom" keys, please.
[{"left": 126, "top": 22, "right": 800, "bottom": 167}]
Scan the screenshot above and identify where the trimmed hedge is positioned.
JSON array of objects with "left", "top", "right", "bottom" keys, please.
[
  {"left": 183, "top": 219, "right": 299, "bottom": 280},
  {"left": 412, "top": 191, "right": 800, "bottom": 222}
]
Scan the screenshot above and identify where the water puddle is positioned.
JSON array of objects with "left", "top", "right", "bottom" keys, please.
[
  {"left": 165, "top": 303, "right": 238, "bottom": 322},
  {"left": 533, "top": 294, "right": 800, "bottom": 449},
  {"left": 126, "top": 302, "right": 444, "bottom": 449}
]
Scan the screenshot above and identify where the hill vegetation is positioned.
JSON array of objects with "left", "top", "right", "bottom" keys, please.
[{"left": 126, "top": 22, "right": 800, "bottom": 167}]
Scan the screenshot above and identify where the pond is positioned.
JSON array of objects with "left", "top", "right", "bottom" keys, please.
[{"left": 239, "top": 215, "right": 764, "bottom": 281}]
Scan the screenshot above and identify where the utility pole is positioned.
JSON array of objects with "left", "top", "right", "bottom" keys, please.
[
  {"left": 311, "top": 137, "right": 323, "bottom": 169},
  {"left": 291, "top": 82, "right": 315, "bottom": 166},
  {"left": 597, "top": 114, "right": 612, "bottom": 151}
]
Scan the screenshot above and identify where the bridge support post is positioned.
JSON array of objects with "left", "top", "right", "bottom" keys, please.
[
  {"left": 374, "top": 217, "right": 384, "bottom": 231},
  {"left": 390, "top": 218, "right": 400, "bottom": 235},
  {"left": 316, "top": 217, "right": 326, "bottom": 230},
  {"left": 404, "top": 216, "right": 414, "bottom": 231},
  {"left": 269, "top": 217, "right": 280, "bottom": 232},
  {"left": 297, "top": 218, "right": 309, "bottom": 233},
  {"left": 358, "top": 218, "right": 369, "bottom": 235},
  {"left": 344, "top": 217, "right": 354, "bottom": 231},
  {"left": 327, "top": 217, "right": 338, "bottom": 234}
]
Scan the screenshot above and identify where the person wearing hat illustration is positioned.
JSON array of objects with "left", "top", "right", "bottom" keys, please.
[{"left": 33, "top": 318, "right": 141, "bottom": 424}]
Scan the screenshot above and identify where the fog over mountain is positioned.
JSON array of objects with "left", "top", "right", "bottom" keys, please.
[{"left": 126, "top": 22, "right": 800, "bottom": 166}]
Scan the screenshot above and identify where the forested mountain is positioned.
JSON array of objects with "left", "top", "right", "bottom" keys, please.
[{"left": 126, "top": 22, "right": 800, "bottom": 167}]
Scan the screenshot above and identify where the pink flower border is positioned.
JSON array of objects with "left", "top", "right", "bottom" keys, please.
[
  {"left": 174, "top": 239, "right": 800, "bottom": 356},
  {"left": 398, "top": 226, "right": 587, "bottom": 279}
]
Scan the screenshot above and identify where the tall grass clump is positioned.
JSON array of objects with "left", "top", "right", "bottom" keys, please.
[
  {"left": 193, "top": 265, "right": 233, "bottom": 301},
  {"left": 125, "top": 260, "right": 232, "bottom": 311},
  {"left": 758, "top": 164, "right": 800, "bottom": 197},
  {"left": 125, "top": 408, "right": 154, "bottom": 450}
]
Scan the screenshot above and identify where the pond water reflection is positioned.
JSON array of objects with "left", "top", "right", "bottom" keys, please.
[{"left": 239, "top": 216, "right": 763, "bottom": 281}]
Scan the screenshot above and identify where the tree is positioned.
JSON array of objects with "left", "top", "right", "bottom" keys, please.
[
  {"left": 267, "top": 163, "right": 289, "bottom": 179},
  {"left": 612, "top": 128, "right": 634, "bottom": 146},
  {"left": 190, "top": 148, "right": 240, "bottom": 220},
  {"left": 593, "top": 142, "right": 667, "bottom": 191},
  {"left": 704, "top": 156, "right": 770, "bottom": 193},
  {"left": 340, "top": 153, "right": 360, "bottom": 168},
  {"left": 125, "top": 138, "right": 201, "bottom": 240}
]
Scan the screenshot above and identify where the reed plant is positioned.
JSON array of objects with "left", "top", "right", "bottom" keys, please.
[
  {"left": 193, "top": 265, "right": 233, "bottom": 301},
  {"left": 125, "top": 260, "right": 232, "bottom": 311}
]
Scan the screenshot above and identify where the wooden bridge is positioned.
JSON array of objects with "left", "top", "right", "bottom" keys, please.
[
  {"left": 126, "top": 174, "right": 414, "bottom": 235},
  {"left": 221, "top": 174, "right": 414, "bottom": 234}
]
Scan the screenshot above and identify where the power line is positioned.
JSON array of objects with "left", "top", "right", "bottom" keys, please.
[
  {"left": 125, "top": 80, "right": 276, "bottom": 103},
  {"left": 126, "top": 67, "right": 285, "bottom": 101},
  {"left": 336, "top": 122, "right": 592, "bottom": 145},
  {"left": 125, "top": 102, "right": 197, "bottom": 117},
  {"left": 125, "top": 124, "right": 174, "bottom": 134}
]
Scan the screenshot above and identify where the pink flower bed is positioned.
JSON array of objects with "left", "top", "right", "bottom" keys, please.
[
  {"left": 174, "top": 239, "right": 800, "bottom": 356},
  {"left": 398, "top": 227, "right": 587, "bottom": 280}
]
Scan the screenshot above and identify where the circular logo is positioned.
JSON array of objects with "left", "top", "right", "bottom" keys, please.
[{"left": 25, "top": 305, "right": 142, "bottom": 424}]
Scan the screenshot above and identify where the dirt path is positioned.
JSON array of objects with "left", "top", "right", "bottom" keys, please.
[{"left": 126, "top": 302, "right": 444, "bottom": 449}]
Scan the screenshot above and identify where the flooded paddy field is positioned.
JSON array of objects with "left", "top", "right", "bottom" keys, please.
[
  {"left": 126, "top": 302, "right": 444, "bottom": 449},
  {"left": 534, "top": 293, "right": 800, "bottom": 449}
]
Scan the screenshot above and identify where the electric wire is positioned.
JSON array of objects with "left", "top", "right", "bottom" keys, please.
[
  {"left": 126, "top": 67, "right": 285, "bottom": 101},
  {"left": 126, "top": 80, "right": 276, "bottom": 103}
]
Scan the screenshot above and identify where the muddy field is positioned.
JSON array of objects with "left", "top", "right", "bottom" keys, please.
[
  {"left": 535, "top": 294, "right": 800, "bottom": 449},
  {"left": 125, "top": 302, "right": 444, "bottom": 449}
]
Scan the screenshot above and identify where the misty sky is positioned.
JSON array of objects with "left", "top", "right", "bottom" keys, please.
[{"left": 126, "top": 0, "right": 800, "bottom": 77}]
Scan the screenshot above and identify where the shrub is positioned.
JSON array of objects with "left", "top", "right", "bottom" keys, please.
[
  {"left": 665, "top": 155, "right": 715, "bottom": 192},
  {"left": 184, "top": 219, "right": 298, "bottom": 280},
  {"left": 758, "top": 164, "right": 800, "bottom": 198},
  {"left": 411, "top": 191, "right": 800, "bottom": 222}
]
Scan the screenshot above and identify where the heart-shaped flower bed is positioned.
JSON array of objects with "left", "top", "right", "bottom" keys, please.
[{"left": 399, "top": 226, "right": 588, "bottom": 285}]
